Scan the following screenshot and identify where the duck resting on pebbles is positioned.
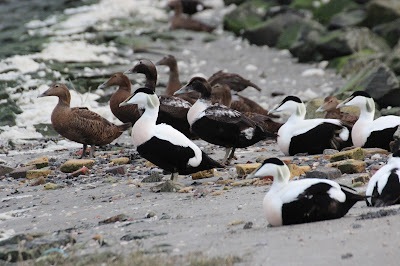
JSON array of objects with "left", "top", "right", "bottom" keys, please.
[
  {"left": 337, "top": 91, "right": 400, "bottom": 151},
  {"left": 120, "top": 87, "right": 222, "bottom": 182},
  {"left": 366, "top": 150, "right": 400, "bottom": 207},
  {"left": 248, "top": 157, "right": 366, "bottom": 226},
  {"left": 38, "top": 83, "right": 131, "bottom": 158},
  {"left": 270, "top": 96, "right": 349, "bottom": 156},
  {"left": 316, "top": 96, "right": 358, "bottom": 127},
  {"left": 175, "top": 77, "right": 275, "bottom": 164}
]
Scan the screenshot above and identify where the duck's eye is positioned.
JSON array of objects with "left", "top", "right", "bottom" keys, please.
[{"left": 55, "top": 85, "right": 59, "bottom": 88}]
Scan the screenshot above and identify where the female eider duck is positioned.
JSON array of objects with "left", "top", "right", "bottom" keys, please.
[
  {"left": 98, "top": 72, "right": 141, "bottom": 124},
  {"left": 248, "top": 157, "right": 366, "bottom": 226},
  {"left": 316, "top": 96, "right": 358, "bottom": 127},
  {"left": 270, "top": 96, "right": 349, "bottom": 156},
  {"left": 175, "top": 77, "right": 275, "bottom": 164},
  {"left": 120, "top": 87, "right": 222, "bottom": 181},
  {"left": 38, "top": 83, "right": 131, "bottom": 158},
  {"left": 366, "top": 150, "right": 400, "bottom": 207},
  {"left": 336, "top": 91, "right": 400, "bottom": 151},
  {"left": 124, "top": 59, "right": 195, "bottom": 139},
  {"left": 167, "top": 0, "right": 211, "bottom": 16},
  {"left": 208, "top": 70, "right": 262, "bottom": 92}
]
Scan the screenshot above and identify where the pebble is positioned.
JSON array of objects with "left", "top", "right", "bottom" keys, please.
[
  {"left": 60, "top": 159, "right": 95, "bottom": 173},
  {"left": 305, "top": 167, "right": 342, "bottom": 180},
  {"left": 105, "top": 165, "right": 127, "bottom": 175}
]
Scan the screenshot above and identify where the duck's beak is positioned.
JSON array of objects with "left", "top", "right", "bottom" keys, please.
[
  {"left": 97, "top": 81, "right": 108, "bottom": 89},
  {"left": 119, "top": 94, "right": 135, "bottom": 107},
  {"left": 174, "top": 84, "right": 191, "bottom": 95},
  {"left": 316, "top": 102, "right": 326, "bottom": 113},
  {"left": 246, "top": 166, "right": 261, "bottom": 179},
  {"left": 336, "top": 97, "right": 351, "bottom": 109}
]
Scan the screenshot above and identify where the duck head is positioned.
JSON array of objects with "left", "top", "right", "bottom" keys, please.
[
  {"left": 124, "top": 59, "right": 157, "bottom": 90},
  {"left": 38, "top": 83, "right": 71, "bottom": 105},
  {"left": 316, "top": 96, "right": 340, "bottom": 112},
  {"left": 269, "top": 96, "right": 306, "bottom": 118},
  {"left": 156, "top": 55, "right": 177, "bottom": 68},
  {"left": 247, "top": 158, "right": 290, "bottom": 184},
  {"left": 98, "top": 73, "right": 131, "bottom": 90},
  {"left": 174, "top": 77, "right": 211, "bottom": 99},
  {"left": 336, "top": 91, "right": 375, "bottom": 113},
  {"left": 211, "top": 83, "right": 232, "bottom": 107},
  {"left": 119, "top": 87, "right": 159, "bottom": 110}
]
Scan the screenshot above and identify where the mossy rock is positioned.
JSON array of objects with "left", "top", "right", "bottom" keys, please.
[
  {"left": 363, "top": 0, "right": 400, "bottom": 28},
  {"left": 313, "top": 0, "right": 359, "bottom": 25},
  {"left": 387, "top": 40, "right": 400, "bottom": 75},
  {"left": 0, "top": 99, "right": 22, "bottom": 127},
  {"left": 305, "top": 98, "right": 325, "bottom": 119},
  {"left": 328, "top": 9, "right": 366, "bottom": 30},
  {"left": 34, "top": 123, "right": 60, "bottom": 137},
  {"left": 60, "top": 159, "right": 95, "bottom": 173},
  {"left": 290, "top": 0, "right": 316, "bottom": 11},
  {"left": 328, "top": 49, "right": 382, "bottom": 76},
  {"left": 223, "top": 0, "right": 273, "bottom": 35},
  {"left": 276, "top": 23, "right": 302, "bottom": 49},
  {"left": 373, "top": 18, "right": 400, "bottom": 47}
]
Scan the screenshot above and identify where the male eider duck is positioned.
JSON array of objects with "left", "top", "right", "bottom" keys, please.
[
  {"left": 208, "top": 70, "right": 262, "bottom": 92},
  {"left": 270, "top": 96, "right": 349, "bottom": 155},
  {"left": 366, "top": 150, "right": 400, "bottom": 207},
  {"left": 98, "top": 72, "right": 141, "bottom": 124},
  {"left": 169, "top": 0, "right": 215, "bottom": 32},
  {"left": 167, "top": 0, "right": 211, "bottom": 16},
  {"left": 120, "top": 87, "right": 222, "bottom": 181},
  {"left": 38, "top": 83, "right": 131, "bottom": 158},
  {"left": 336, "top": 91, "right": 400, "bottom": 151},
  {"left": 248, "top": 157, "right": 366, "bottom": 226},
  {"left": 124, "top": 59, "right": 195, "bottom": 139},
  {"left": 316, "top": 96, "right": 358, "bottom": 127},
  {"left": 175, "top": 77, "right": 275, "bottom": 164}
]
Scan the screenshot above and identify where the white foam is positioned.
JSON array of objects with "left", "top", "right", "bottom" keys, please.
[{"left": 0, "top": 55, "right": 41, "bottom": 74}]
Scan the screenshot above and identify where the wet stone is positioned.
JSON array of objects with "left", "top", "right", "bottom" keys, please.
[
  {"left": 305, "top": 166, "right": 342, "bottom": 180},
  {"left": 0, "top": 164, "right": 14, "bottom": 176},
  {"left": 105, "top": 165, "right": 126, "bottom": 175},
  {"left": 26, "top": 169, "right": 53, "bottom": 180},
  {"left": 24, "top": 156, "right": 49, "bottom": 169},
  {"left": 150, "top": 181, "right": 183, "bottom": 192},
  {"left": 60, "top": 159, "right": 95, "bottom": 173},
  {"left": 9, "top": 165, "right": 36, "bottom": 179},
  {"left": 142, "top": 171, "right": 162, "bottom": 183},
  {"left": 98, "top": 214, "right": 128, "bottom": 225},
  {"left": 111, "top": 157, "right": 130, "bottom": 165},
  {"left": 329, "top": 147, "right": 366, "bottom": 162},
  {"left": 352, "top": 174, "right": 370, "bottom": 185},
  {"left": 243, "top": 222, "right": 253, "bottom": 229}
]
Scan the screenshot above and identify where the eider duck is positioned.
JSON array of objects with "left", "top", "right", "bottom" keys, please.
[
  {"left": 124, "top": 59, "right": 194, "bottom": 139},
  {"left": 167, "top": 0, "right": 211, "bottom": 16},
  {"left": 366, "top": 150, "right": 400, "bottom": 207},
  {"left": 337, "top": 91, "right": 400, "bottom": 151},
  {"left": 98, "top": 72, "right": 141, "bottom": 124},
  {"left": 155, "top": 55, "right": 200, "bottom": 104},
  {"left": 120, "top": 87, "right": 222, "bottom": 181},
  {"left": 38, "top": 83, "right": 131, "bottom": 158},
  {"left": 316, "top": 96, "right": 358, "bottom": 127},
  {"left": 175, "top": 77, "right": 275, "bottom": 164},
  {"left": 208, "top": 70, "right": 262, "bottom": 92},
  {"left": 169, "top": 0, "right": 215, "bottom": 32},
  {"left": 248, "top": 157, "right": 366, "bottom": 226},
  {"left": 270, "top": 96, "right": 349, "bottom": 155}
]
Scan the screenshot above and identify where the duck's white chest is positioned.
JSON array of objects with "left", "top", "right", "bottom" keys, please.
[
  {"left": 263, "top": 192, "right": 283, "bottom": 226},
  {"left": 352, "top": 120, "right": 368, "bottom": 147},
  {"left": 277, "top": 123, "right": 292, "bottom": 155},
  {"left": 187, "top": 100, "right": 208, "bottom": 126}
]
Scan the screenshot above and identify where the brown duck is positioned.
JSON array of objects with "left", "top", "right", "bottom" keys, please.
[
  {"left": 208, "top": 70, "right": 262, "bottom": 92},
  {"left": 98, "top": 73, "right": 141, "bottom": 124},
  {"left": 316, "top": 96, "right": 358, "bottom": 127},
  {"left": 169, "top": 0, "right": 215, "bottom": 33},
  {"left": 167, "top": 0, "right": 212, "bottom": 16},
  {"left": 38, "top": 83, "right": 131, "bottom": 157},
  {"left": 124, "top": 59, "right": 196, "bottom": 139}
]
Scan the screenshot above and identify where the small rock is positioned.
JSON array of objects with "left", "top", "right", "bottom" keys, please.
[
  {"left": 305, "top": 166, "right": 342, "bottom": 180},
  {"left": 24, "top": 156, "right": 49, "bottom": 169},
  {"left": 68, "top": 166, "right": 90, "bottom": 177},
  {"left": 216, "top": 179, "right": 234, "bottom": 185},
  {"left": 145, "top": 211, "right": 156, "bottom": 218},
  {"left": 288, "top": 164, "right": 311, "bottom": 179},
  {"left": 105, "top": 165, "right": 126, "bottom": 175},
  {"left": 351, "top": 174, "right": 370, "bottom": 185},
  {"left": 0, "top": 164, "right": 14, "bottom": 176},
  {"left": 111, "top": 157, "right": 130, "bottom": 165},
  {"left": 253, "top": 179, "right": 273, "bottom": 186},
  {"left": 193, "top": 187, "right": 209, "bottom": 197},
  {"left": 26, "top": 169, "right": 53, "bottom": 180},
  {"left": 223, "top": 186, "right": 231, "bottom": 190},
  {"left": 243, "top": 222, "right": 253, "bottom": 229},
  {"left": 341, "top": 253, "right": 353, "bottom": 259},
  {"left": 228, "top": 219, "right": 245, "bottom": 226},
  {"left": 323, "top": 149, "right": 339, "bottom": 155},
  {"left": 99, "top": 214, "right": 128, "bottom": 224},
  {"left": 31, "top": 176, "right": 46, "bottom": 186},
  {"left": 9, "top": 165, "right": 36, "bottom": 179},
  {"left": 60, "top": 159, "right": 95, "bottom": 173},
  {"left": 150, "top": 181, "right": 183, "bottom": 192},
  {"left": 103, "top": 175, "right": 117, "bottom": 183},
  {"left": 178, "top": 186, "right": 194, "bottom": 193},
  {"left": 142, "top": 171, "right": 162, "bottom": 182},
  {"left": 236, "top": 163, "right": 261, "bottom": 178},
  {"left": 328, "top": 159, "right": 366, "bottom": 174},
  {"left": 362, "top": 148, "right": 389, "bottom": 155},
  {"left": 136, "top": 193, "right": 142, "bottom": 197},
  {"left": 329, "top": 147, "right": 366, "bottom": 162},
  {"left": 43, "top": 183, "right": 64, "bottom": 190},
  {"left": 192, "top": 169, "right": 215, "bottom": 180},
  {"left": 211, "top": 191, "right": 225, "bottom": 196},
  {"left": 145, "top": 161, "right": 156, "bottom": 167}
]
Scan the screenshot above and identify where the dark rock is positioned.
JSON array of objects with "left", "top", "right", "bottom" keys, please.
[
  {"left": 335, "top": 62, "right": 400, "bottom": 107},
  {"left": 357, "top": 208, "right": 400, "bottom": 220},
  {"left": 328, "top": 9, "right": 366, "bottom": 29},
  {"left": 223, "top": 0, "right": 271, "bottom": 35},
  {"left": 372, "top": 18, "right": 400, "bottom": 47},
  {"left": 0, "top": 98, "right": 22, "bottom": 127},
  {"left": 313, "top": 0, "right": 359, "bottom": 25},
  {"left": 387, "top": 40, "right": 400, "bottom": 75},
  {"left": 305, "top": 167, "right": 342, "bottom": 179},
  {"left": 98, "top": 214, "right": 128, "bottom": 225},
  {"left": 0, "top": 164, "right": 14, "bottom": 176},
  {"left": 328, "top": 49, "right": 382, "bottom": 76},
  {"left": 223, "top": 0, "right": 246, "bottom": 5},
  {"left": 243, "top": 221, "right": 253, "bottom": 229},
  {"left": 150, "top": 180, "right": 183, "bottom": 193},
  {"left": 316, "top": 27, "right": 390, "bottom": 60},
  {"left": 142, "top": 171, "right": 162, "bottom": 182},
  {"left": 120, "top": 230, "right": 167, "bottom": 241},
  {"left": 363, "top": 0, "right": 400, "bottom": 28},
  {"left": 105, "top": 165, "right": 126, "bottom": 175},
  {"left": 9, "top": 165, "right": 36, "bottom": 179},
  {"left": 341, "top": 253, "right": 353, "bottom": 259},
  {"left": 242, "top": 13, "right": 305, "bottom": 46},
  {"left": 34, "top": 123, "right": 59, "bottom": 137}
]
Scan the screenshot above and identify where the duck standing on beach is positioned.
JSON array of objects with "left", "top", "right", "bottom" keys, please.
[
  {"left": 366, "top": 150, "right": 400, "bottom": 207},
  {"left": 270, "top": 96, "right": 349, "bottom": 155},
  {"left": 120, "top": 87, "right": 222, "bottom": 182},
  {"left": 175, "top": 77, "right": 275, "bottom": 164},
  {"left": 98, "top": 72, "right": 141, "bottom": 124},
  {"left": 337, "top": 91, "right": 400, "bottom": 151},
  {"left": 248, "top": 157, "right": 366, "bottom": 226},
  {"left": 124, "top": 59, "right": 195, "bottom": 139},
  {"left": 38, "top": 83, "right": 131, "bottom": 158}
]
